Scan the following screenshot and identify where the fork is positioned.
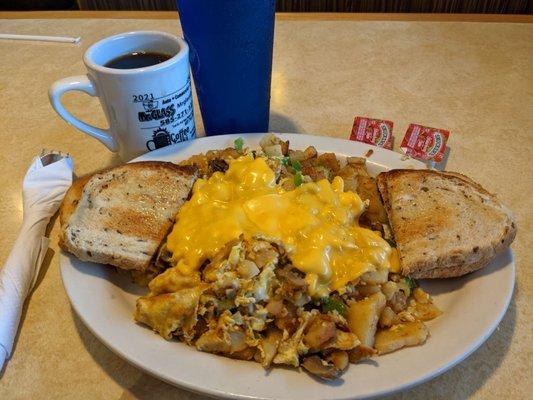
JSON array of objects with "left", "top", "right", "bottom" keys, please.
[{"left": 40, "top": 149, "right": 69, "bottom": 167}]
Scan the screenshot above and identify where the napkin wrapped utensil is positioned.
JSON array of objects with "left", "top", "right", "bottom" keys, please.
[{"left": 0, "top": 151, "right": 73, "bottom": 370}]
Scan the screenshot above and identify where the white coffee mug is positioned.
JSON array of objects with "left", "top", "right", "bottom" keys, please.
[{"left": 49, "top": 31, "right": 196, "bottom": 160}]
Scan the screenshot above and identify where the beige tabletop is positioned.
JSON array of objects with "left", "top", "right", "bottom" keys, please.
[{"left": 0, "top": 11, "right": 531, "bottom": 400}]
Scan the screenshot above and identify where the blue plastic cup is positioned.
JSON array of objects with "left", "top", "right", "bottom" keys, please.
[{"left": 176, "top": 0, "right": 276, "bottom": 135}]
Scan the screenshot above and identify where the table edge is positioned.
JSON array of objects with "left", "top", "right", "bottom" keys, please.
[{"left": 0, "top": 11, "right": 531, "bottom": 23}]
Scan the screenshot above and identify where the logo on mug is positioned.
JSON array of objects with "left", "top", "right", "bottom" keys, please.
[
  {"left": 142, "top": 99, "right": 159, "bottom": 111},
  {"left": 146, "top": 128, "right": 172, "bottom": 150}
]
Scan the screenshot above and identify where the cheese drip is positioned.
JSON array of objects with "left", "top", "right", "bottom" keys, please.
[{"left": 166, "top": 155, "right": 391, "bottom": 296}]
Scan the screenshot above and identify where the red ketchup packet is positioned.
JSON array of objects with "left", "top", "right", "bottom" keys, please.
[
  {"left": 350, "top": 117, "right": 394, "bottom": 150},
  {"left": 400, "top": 124, "right": 449, "bottom": 163}
]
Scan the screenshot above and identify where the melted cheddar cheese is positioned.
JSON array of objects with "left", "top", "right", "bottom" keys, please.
[{"left": 166, "top": 155, "right": 391, "bottom": 297}]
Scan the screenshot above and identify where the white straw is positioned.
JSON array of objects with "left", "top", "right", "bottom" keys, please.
[{"left": 0, "top": 34, "right": 80, "bottom": 44}]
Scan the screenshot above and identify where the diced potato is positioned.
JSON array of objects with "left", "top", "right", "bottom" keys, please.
[
  {"left": 288, "top": 149, "right": 305, "bottom": 162},
  {"left": 408, "top": 302, "right": 442, "bottom": 321},
  {"left": 337, "top": 162, "right": 386, "bottom": 232},
  {"left": 347, "top": 345, "right": 376, "bottom": 363},
  {"left": 196, "top": 330, "right": 231, "bottom": 354},
  {"left": 356, "top": 175, "right": 388, "bottom": 225},
  {"left": 263, "top": 144, "right": 283, "bottom": 156},
  {"left": 228, "top": 330, "right": 249, "bottom": 352},
  {"left": 228, "top": 346, "right": 256, "bottom": 360},
  {"left": 326, "top": 330, "right": 360, "bottom": 351},
  {"left": 412, "top": 287, "right": 430, "bottom": 304},
  {"left": 345, "top": 157, "right": 368, "bottom": 175},
  {"left": 259, "top": 134, "right": 289, "bottom": 156},
  {"left": 346, "top": 292, "right": 386, "bottom": 347},
  {"left": 336, "top": 165, "right": 359, "bottom": 195},
  {"left": 266, "top": 298, "right": 284, "bottom": 317},
  {"left": 317, "top": 152, "right": 340, "bottom": 173},
  {"left": 360, "top": 268, "right": 389, "bottom": 285},
  {"left": 374, "top": 321, "right": 429, "bottom": 355},
  {"left": 289, "top": 146, "right": 318, "bottom": 162},
  {"left": 389, "top": 290, "right": 408, "bottom": 313},
  {"left": 259, "top": 133, "right": 278, "bottom": 148},
  {"left": 257, "top": 328, "right": 283, "bottom": 367},
  {"left": 301, "top": 163, "right": 329, "bottom": 181},
  {"left": 378, "top": 306, "right": 399, "bottom": 328},
  {"left": 304, "top": 317, "right": 336, "bottom": 350},
  {"left": 381, "top": 281, "right": 399, "bottom": 301},
  {"left": 302, "top": 146, "right": 318, "bottom": 160}
]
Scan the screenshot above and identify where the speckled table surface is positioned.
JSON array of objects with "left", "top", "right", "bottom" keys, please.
[{"left": 0, "top": 12, "right": 531, "bottom": 400}]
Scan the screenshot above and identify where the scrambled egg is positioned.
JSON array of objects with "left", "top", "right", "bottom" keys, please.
[{"left": 165, "top": 155, "right": 392, "bottom": 297}]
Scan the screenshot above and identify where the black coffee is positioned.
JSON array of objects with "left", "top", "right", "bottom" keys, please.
[{"left": 105, "top": 51, "right": 172, "bottom": 69}]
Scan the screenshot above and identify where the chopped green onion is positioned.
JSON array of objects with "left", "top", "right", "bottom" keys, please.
[
  {"left": 234, "top": 137, "right": 244, "bottom": 151},
  {"left": 397, "top": 277, "right": 417, "bottom": 297},
  {"left": 292, "top": 160, "right": 302, "bottom": 171},
  {"left": 321, "top": 297, "right": 346, "bottom": 316},
  {"left": 281, "top": 156, "right": 290, "bottom": 167},
  {"left": 404, "top": 277, "right": 417, "bottom": 290},
  {"left": 294, "top": 171, "right": 303, "bottom": 187}
]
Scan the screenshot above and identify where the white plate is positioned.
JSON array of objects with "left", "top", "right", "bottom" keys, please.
[{"left": 60, "top": 133, "right": 514, "bottom": 400}]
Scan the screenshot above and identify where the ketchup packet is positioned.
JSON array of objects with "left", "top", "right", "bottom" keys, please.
[
  {"left": 400, "top": 124, "right": 449, "bottom": 162},
  {"left": 350, "top": 117, "right": 393, "bottom": 150}
]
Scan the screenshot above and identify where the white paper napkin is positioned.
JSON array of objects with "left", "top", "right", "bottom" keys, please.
[{"left": 0, "top": 155, "right": 73, "bottom": 370}]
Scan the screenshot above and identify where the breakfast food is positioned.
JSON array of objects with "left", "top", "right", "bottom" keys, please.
[
  {"left": 59, "top": 134, "right": 516, "bottom": 381},
  {"left": 132, "top": 135, "right": 441, "bottom": 380},
  {"left": 59, "top": 161, "right": 197, "bottom": 271},
  {"left": 376, "top": 169, "right": 516, "bottom": 278}
]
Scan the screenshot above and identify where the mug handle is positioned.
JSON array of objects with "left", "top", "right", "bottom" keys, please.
[{"left": 48, "top": 75, "right": 117, "bottom": 152}]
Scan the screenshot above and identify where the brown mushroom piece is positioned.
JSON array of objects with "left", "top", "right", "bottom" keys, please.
[
  {"left": 327, "top": 350, "right": 349, "bottom": 371},
  {"left": 280, "top": 139, "right": 289, "bottom": 156},
  {"left": 276, "top": 265, "right": 307, "bottom": 289},
  {"left": 301, "top": 355, "right": 344, "bottom": 380},
  {"left": 274, "top": 301, "right": 298, "bottom": 334},
  {"left": 208, "top": 158, "right": 229, "bottom": 173}
]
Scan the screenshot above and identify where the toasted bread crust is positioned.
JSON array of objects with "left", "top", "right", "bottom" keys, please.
[
  {"left": 58, "top": 174, "right": 92, "bottom": 249},
  {"left": 377, "top": 169, "right": 516, "bottom": 279},
  {"left": 59, "top": 161, "right": 198, "bottom": 271}
]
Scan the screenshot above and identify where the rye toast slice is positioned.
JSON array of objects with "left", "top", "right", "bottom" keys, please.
[
  {"left": 59, "top": 162, "right": 197, "bottom": 271},
  {"left": 376, "top": 169, "right": 516, "bottom": 278}
]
